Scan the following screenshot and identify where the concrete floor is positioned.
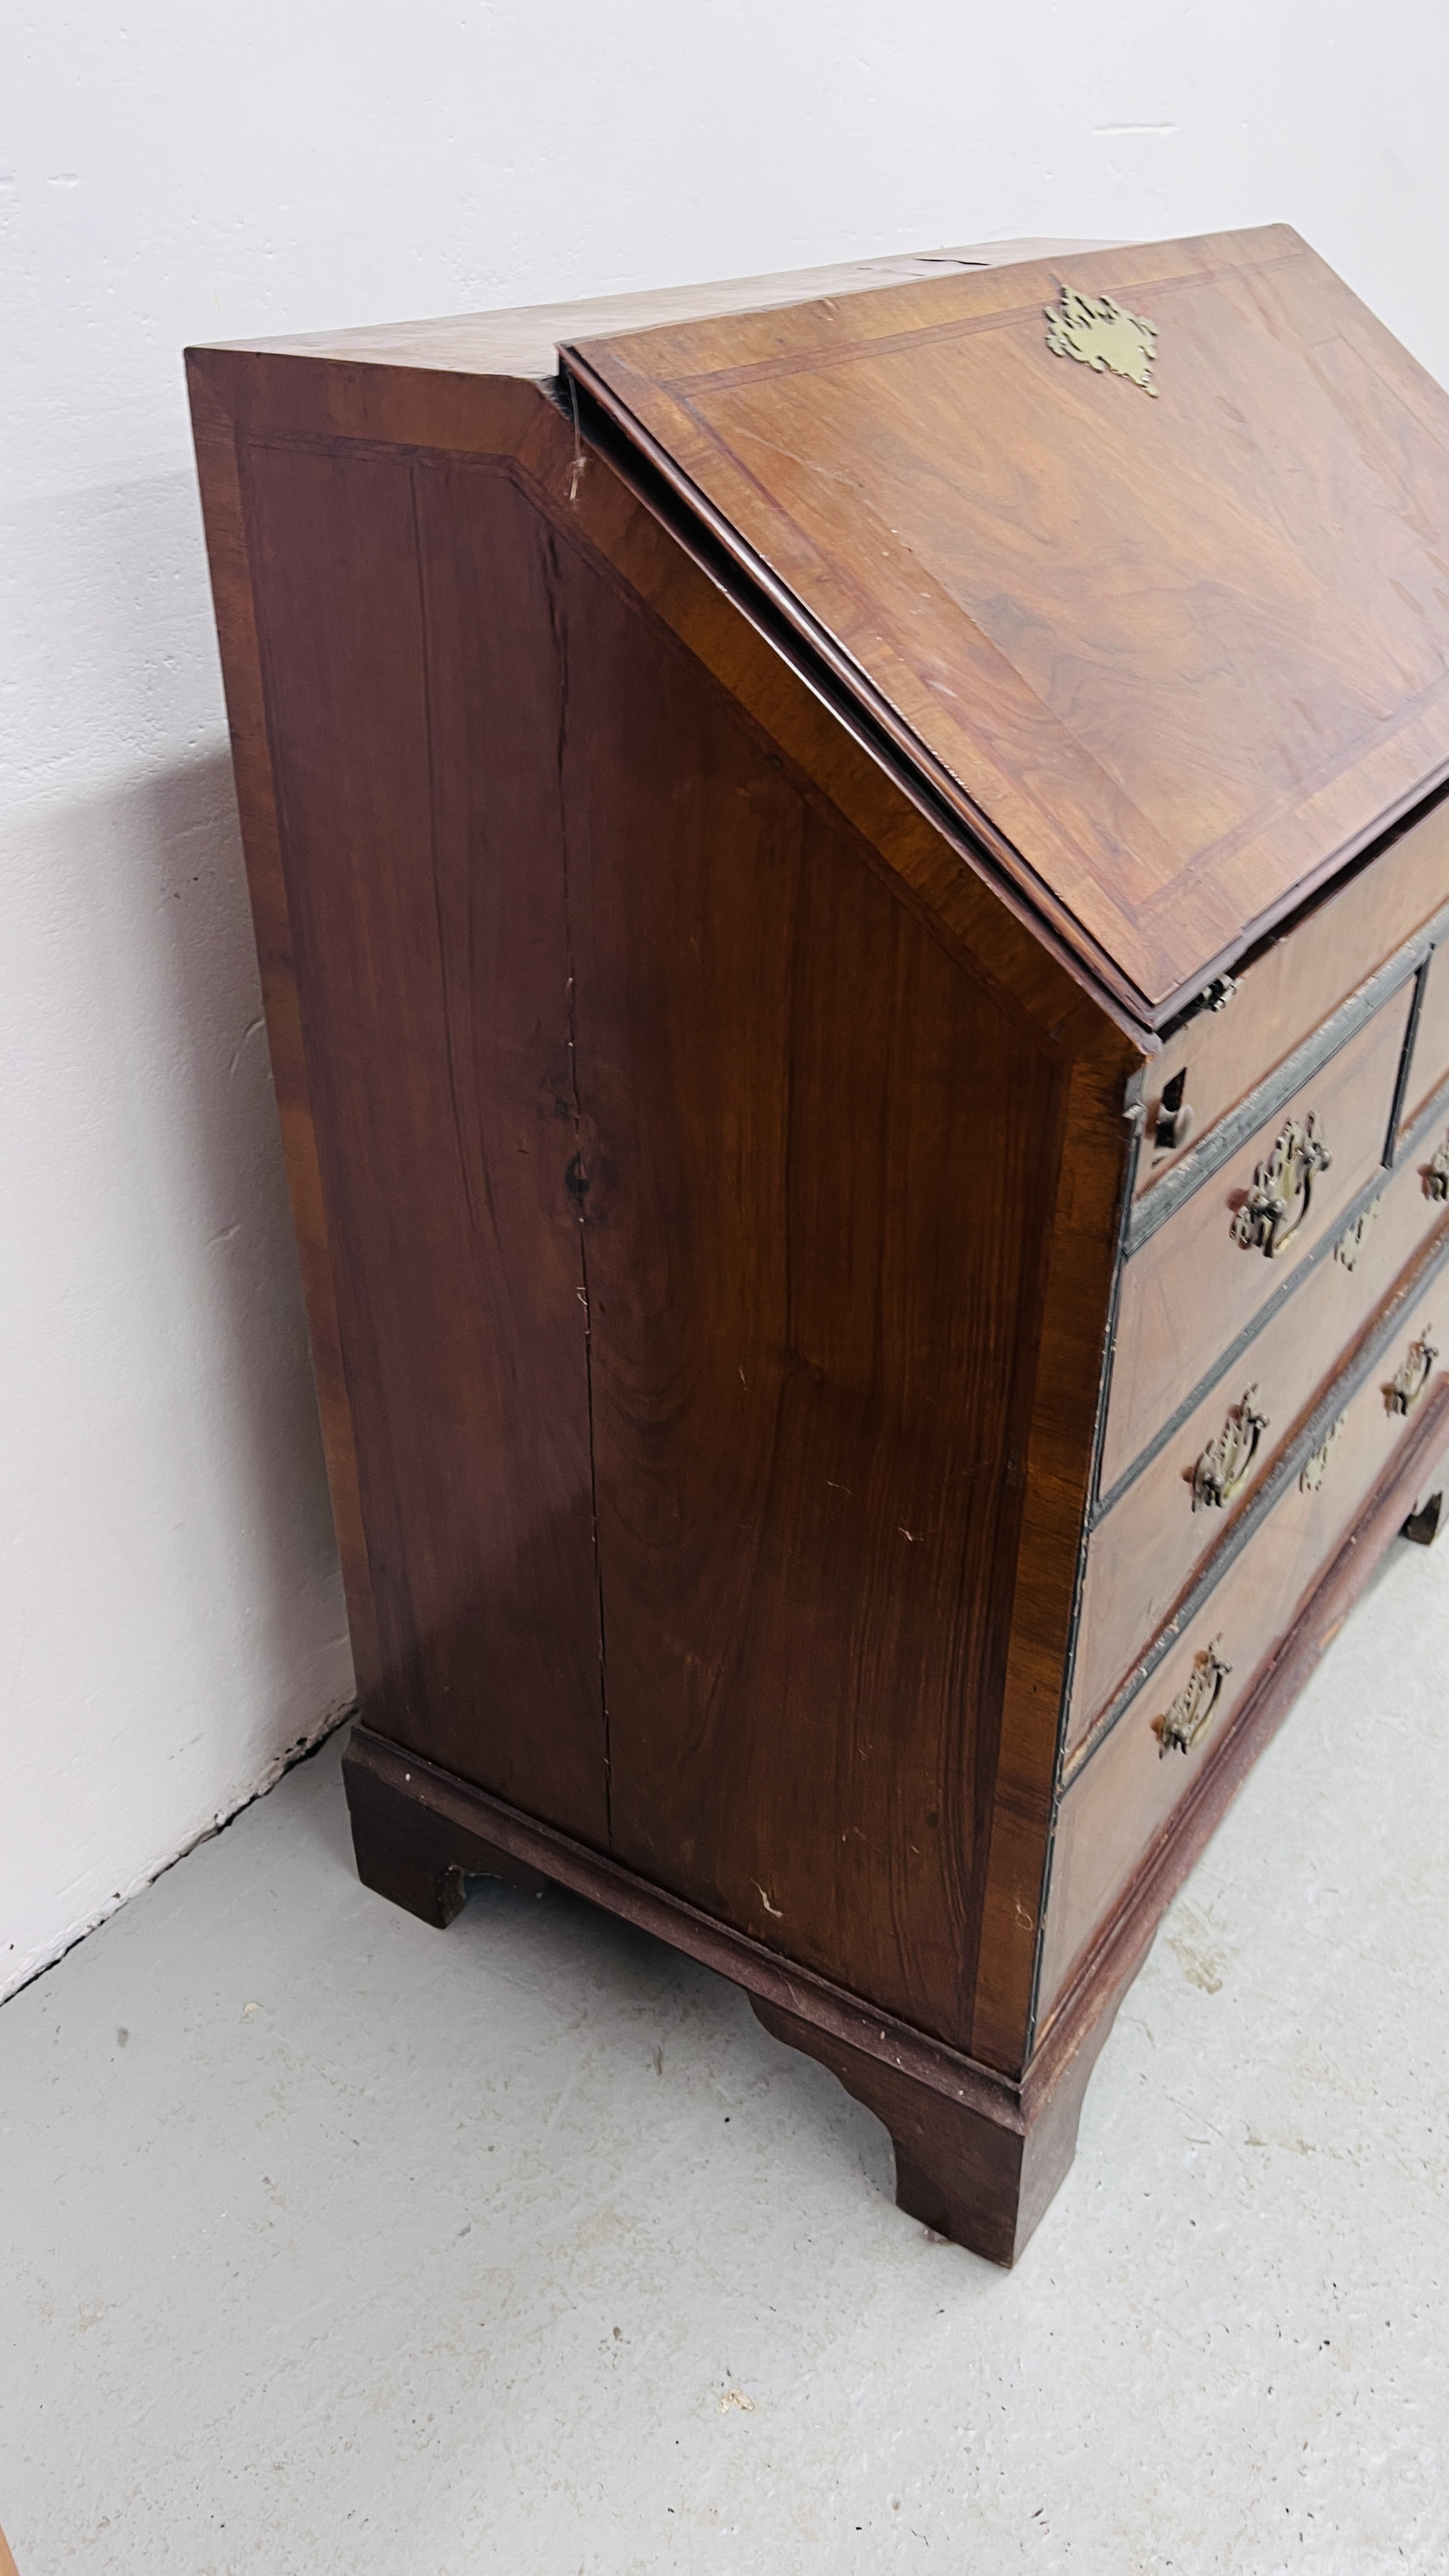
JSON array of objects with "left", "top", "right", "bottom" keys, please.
[{"left": 3, "top": 1538, "right": 1448, "bottom": 2575}]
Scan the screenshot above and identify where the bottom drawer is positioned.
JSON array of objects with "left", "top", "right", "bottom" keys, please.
[{"left": 1038, "top": 1291, "right": 1449, "bottom": 2024}]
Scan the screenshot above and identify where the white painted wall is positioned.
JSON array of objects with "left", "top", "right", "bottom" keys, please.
[{"left": 4, "top": 0, "right": 1446, "bottom": 2001}]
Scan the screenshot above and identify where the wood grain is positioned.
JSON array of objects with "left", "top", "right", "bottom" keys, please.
[
  {"left": 237, "top": 438, "right": 608, "bottom": 1834},
  {"left": 185, "top": 369, "right": 385, "bottom": 1703},
  {"left": 551, "top": 503, "right": 1066, "bottom": 2043},
  {"left": 569, "top": 226, "right": 1449, "bottom": 1020}
]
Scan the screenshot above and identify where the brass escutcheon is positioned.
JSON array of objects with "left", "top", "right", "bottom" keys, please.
[
  {"left": 1388, "top": 1326, "right": 1438, "bottom": 1416},
  {"left": 1154, "top": 1066, "right": 1195, "bottom": 1153},
  {"left": 1156, "top": 1635, "right": 1232, "bottom": 1759},
  {"left": 1044, "top": 282, "right": 1158, "bottom": 395},
  {"left": 1231, "top": 1112, "right": 1332, "bottom": 1258},
  {"left": 1425, "top": 1135, "right": 1449, "bottom": 1203},
  {"left": 1192, "top": 1386, "right": 1269, "bottom": 1511},
  {"left": 1335, "top": 1200, "right": 1379, "bottom": 1271},
  {"left": 1299, "top": 1414, "right": 1345, "bottom": 1494}
]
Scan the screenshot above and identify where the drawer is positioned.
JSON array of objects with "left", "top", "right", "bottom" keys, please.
[
  {"left": 1102, "top": 983, "right": 1413, "bottom": 1498},
  {"left": 1071, "top": 1148, "right": 1449, "bottom": 1750},
  {"left": 1400, "top": 944, "right": 1449, "bottom": 1140},
  {"left": 1040, "top": 1292, "right": 1449, "bottom": 2025},
  {"left": 1139, "top": 792, "right": 1449, "bottom": 1196}
]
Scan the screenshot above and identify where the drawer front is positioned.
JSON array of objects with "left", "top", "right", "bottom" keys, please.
[
  {"left": 1400, "top": 945, "right": 1449, "bottom": 1140},
  {"left": 1040, "top": 1296, "right": 1449, "bottom": 2025},
  {"left": 1103, "top": 983, "right": 1413, "bottom": 1499},
  {"left": 1071, "top": 1151, "right": 1449, "bottom": 1749},
  {"left": 1140, "top": 793, "right": 1449, "bottom": 1197}
]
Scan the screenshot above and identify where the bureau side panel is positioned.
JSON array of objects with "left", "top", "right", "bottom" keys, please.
[
  {"left": 547, "top": 523, "right": 1065, "bottom": 2047},
  {"left": 974, "top": 1035, "right": 1137, "bottom": 2069},
  {"left": 188, "top": 372, "right": 383, "bottom": 1700},
  {"left": 234, "top": 436, "right": 608, "bottom": 1836}
]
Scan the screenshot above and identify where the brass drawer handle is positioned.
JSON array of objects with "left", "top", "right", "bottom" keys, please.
[
  {"left": 1387, "top": 1326, "right": 1438, "bottom": 1416},
  {"left": 1231, "top": 1112, "right": 1331, "bottom": 1258},
  {"left": 1299, "top": 1414, "right": 1345, "bottom": 1493},
  {"left": 1156, "top": 1634, "right": 1232, "bottom": 1759},
  {"left": 1192, "top": 1385, "right": 1268, "bottom": 1511}
]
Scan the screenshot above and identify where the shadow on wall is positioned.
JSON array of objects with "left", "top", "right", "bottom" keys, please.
[
  {"left": 88, "top": 747, "right": 353, "bottom": 1741},
  {"left": 1, "top": 725, "right": 355, "bottom": 1993},
  {"left": 127, "top": 747, "right": 349, "bottom": 1698}
]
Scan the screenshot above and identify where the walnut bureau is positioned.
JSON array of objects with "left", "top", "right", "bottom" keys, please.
[{"left": 188, "top": 226, "right": 1449, "bottom": 2264}]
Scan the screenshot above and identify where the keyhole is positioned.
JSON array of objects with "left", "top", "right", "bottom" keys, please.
[{"left": 1155, "top": 1067, "right": 1194, "bottom": 1152}]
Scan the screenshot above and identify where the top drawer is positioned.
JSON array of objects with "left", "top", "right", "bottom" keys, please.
[
  {"left": 1102, "top": 982, "right": 1414, "bottom": 1498},
  {"left": 1140, "top": 793, "right": 1449, "bottom": 1195}
]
